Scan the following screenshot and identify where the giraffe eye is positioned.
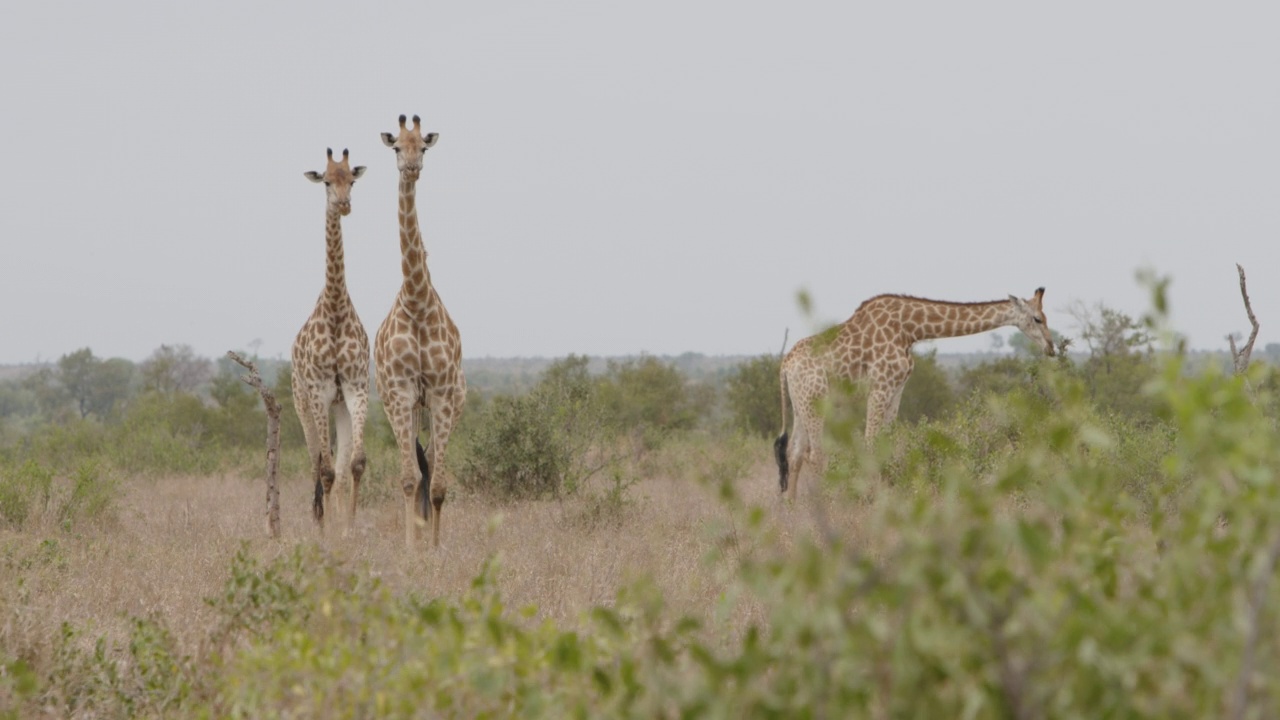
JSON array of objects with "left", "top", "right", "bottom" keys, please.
[
  {"left": 394, "top": 147, "right": 401, "bottom": 154},
  {"left": 324, "top": 181, "right": 331, "bottom": 187},
  {"left": 1033, "top": 317, "right": 1043, "bottom": 324}
]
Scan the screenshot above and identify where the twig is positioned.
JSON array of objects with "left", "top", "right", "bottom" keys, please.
[
  {"left": 1228, "top": 264, "right": 1260, "bottom": 376},
  {"left": 227, "top": 351, "right": 282, "bottom": 538},
  {"left": 778, "top": 328, "right": 790, "bottom": 359}
]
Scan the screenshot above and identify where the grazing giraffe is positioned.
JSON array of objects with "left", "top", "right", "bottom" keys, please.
[
  {"left": 775, "top": 287, "right": 1056, "bottom": 498},
  {"left": 292, "top": 148, "right": 370, "bottom": 530},
  {"left": 374, "top": 114, "right": 466, "bottom": 548}
]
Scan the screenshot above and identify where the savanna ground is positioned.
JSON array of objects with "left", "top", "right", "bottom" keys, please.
[
  {"left": 6, "top": 295, "right": 1280, "bottom": 717},
  {"left": 3, "top": 445, "right": 789, "bottom": 659}
]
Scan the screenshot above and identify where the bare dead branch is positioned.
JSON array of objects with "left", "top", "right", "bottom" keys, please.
[
  {"left": 778, "top": 327, "right": 790, "bottom": 359},
  {"left": 227, "top": 351, "right": 283, "bottom": 538},
  {"left": 1229, "top": 263, "right": 1260, "bottom": 376}
]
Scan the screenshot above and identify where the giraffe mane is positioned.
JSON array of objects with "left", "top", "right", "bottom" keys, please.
[{"left": 854, "top": 293, "right": 1010, "bottom": 313}]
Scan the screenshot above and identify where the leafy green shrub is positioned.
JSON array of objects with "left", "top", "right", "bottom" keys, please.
[
  {"left": 43, "top": 617, "right": 193, "bottom": 719},
  {"left": 56, "top": 461, "right": 118, "bottom": 530},
  {"left": 724, "top": 354, "right": 782, "bottom": 438},
  {"left": 896, "top": 349, "right": 957, "bottom": 422},
  {"left": 0, "top": 459, "right": 53, "bottom": 527},
  {"left": 457, "top": 356, "right": 615, "bottom": 499},
  {"left": 597, "top": 355, "right": 709, "bottom": 447}
]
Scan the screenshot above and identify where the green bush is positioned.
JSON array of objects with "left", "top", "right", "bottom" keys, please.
[
  {"left": 456, "top": 355, "right": 616, "bottom": 499},
  {"left": 0, "top": 459, "right": 54, "bottom": 527},
  {"left": 597, "top": 355, "right": 709, "bottom": 446},
  {"left": 723, "top": 354, "right": 781, "bottom": 438},
  {"left": 56, "top": 461, "right": 118, "bottom": 530},
  {"left": 896, "top": 349, "right": 957, "bottom": 423}
]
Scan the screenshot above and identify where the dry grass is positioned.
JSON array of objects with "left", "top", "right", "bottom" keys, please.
[{"left": 0, "top": 449, "right": 881, "bottom": 673}]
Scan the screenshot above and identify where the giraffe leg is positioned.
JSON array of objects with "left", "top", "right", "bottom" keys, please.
[
  {"left": 885, "top": 382, "right": 906, "bottom": 427},
  {"left": 383, "top": 388, "right": 423, "bottom": 548},
  {"left": 425, "top": 392, "right": 461, "bottom": 549},
  {"left": 340, "top": 380, "right": 369, "bottom": 532},
  {"left": 332, "top": 403, "right": 354, "bottom": 535},
  {"left": 784, "top": 419, "right": 807, "bottom": 501},
  {"left": 293, "top": 377, "right": 334, "bottom": 529},
  {"left": 785, "top": 378, "right": 827, "bottom": 501},
  {"left": 865, "top": 383, "right": 892, "bottom": 442},
  {"left": 308, "top": 389, "right": 338, "bottom": 528}
]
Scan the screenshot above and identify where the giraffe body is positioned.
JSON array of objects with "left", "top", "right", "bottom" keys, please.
[
  {"left": 374, "top": 114, "right": 466, "bottom": 549},
  {"left": 292, "top": 149, "right": 370, "bottom": 531},
  {"left": 776, "top": 288, "right": 1055, "bottom": 498}
]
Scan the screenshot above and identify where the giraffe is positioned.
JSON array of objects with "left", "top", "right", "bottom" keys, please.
[
  {"left": 774, "top": 287, "right": 1056, "bottom": 498},
  {"left": 292, "top": 148, "right": 370, "bottom": 530},
  {"left": 374, "top": 114, "right": 466, "bottom": 548}
]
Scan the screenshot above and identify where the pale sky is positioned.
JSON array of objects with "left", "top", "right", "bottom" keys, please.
[{"left": 2, "top": 2, "right": 1277, "bottom": 364}]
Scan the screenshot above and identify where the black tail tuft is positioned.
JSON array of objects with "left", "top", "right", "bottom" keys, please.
[
  {"left": 414, "top": 437, "right": 431, "bottom": 520},
  {"left": 774, "top": 432, "right": 789, "bottom": 493},
  {"left": 313, "top": 475, "right": 325, "bottom": 523}
]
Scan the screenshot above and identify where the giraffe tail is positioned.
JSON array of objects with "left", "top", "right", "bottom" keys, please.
[
  {"left": 415, "top": 437, "right": 431, "bottom": 521},
  {"left": 774, "top": 433, "right": 789, "bottom": 494},
  {"left": 775, "top": 366, "right": 790, "bottom": 493}
]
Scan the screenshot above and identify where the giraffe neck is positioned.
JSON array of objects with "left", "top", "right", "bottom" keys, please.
[
  {"left": 322, "top": 205, "right": 348, "bottom": 308},
  {"left": 396, "top": 174, "right": 435, "bottom": 316},
  {"left": 900, "top": 297, "right": 1014, "bottom": 345}
]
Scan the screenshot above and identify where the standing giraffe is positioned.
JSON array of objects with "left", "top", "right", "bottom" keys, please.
[
  {"left": 775, "top": 288, "right": 1056, "bottom": 498},
  {"left": 293, "top": 148, "right": 370, "bottom": 529},
  {"left": 374, "top": 114, "right": 466, "bottom": 548}
]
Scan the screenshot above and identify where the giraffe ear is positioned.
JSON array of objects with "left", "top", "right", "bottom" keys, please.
[
  {"left": 1008, "top": 294, "right": 1028, "bottom": 310},
  {"left": 352, "top": 166, "right": 367, "bottom": 179},
  {"left": 304, "top": 171, "right": 324, "bottom": 183},
  {"left": 381, "top": 132, "right": 397, "bottom": 147},
  {"left": 423, "top": 132, "right": 439, "bottom": 148}
]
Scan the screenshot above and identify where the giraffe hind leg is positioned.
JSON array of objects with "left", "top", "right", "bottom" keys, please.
[
  {"left": 425, "top": 396, "right": 460, "bottom": 549},
  {"left": 415, "top": 435, "right": 431, "bottom": 521}
]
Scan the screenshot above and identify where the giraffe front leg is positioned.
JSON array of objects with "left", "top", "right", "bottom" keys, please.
[
  {"left": 884, "top": 382, "right": 906, "bottom": 427},
  {"left": 864, "top": 386, "right": 892, "bottom": 442}
]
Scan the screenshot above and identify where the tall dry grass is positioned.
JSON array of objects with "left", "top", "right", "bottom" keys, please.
[{"left": 0, "top": 443, "right": 877, "bottom": 680}]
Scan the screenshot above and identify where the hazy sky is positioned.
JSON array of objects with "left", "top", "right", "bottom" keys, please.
[{"left": 3, "top": 2, "right": 1277, "bottom": 364}]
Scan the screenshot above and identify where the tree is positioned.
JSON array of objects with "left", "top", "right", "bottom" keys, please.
[
  {"left": 50, "top": 349, "right": 134, "bottom": 420},
  {"left": 90, "top": 358, "right": 135, "bottom": 419},
  {"left": 56, "top": 348, "right": 99, "bottom": 418},
  {"left": 1066, "top": 301, "right": 1157, "bottom": 418},
  {"left": 140, "top": 344, "right": 212, "bottom": 396},
  {"left": 1068, "top": 301, "right": 1151, "bottom": 370}
]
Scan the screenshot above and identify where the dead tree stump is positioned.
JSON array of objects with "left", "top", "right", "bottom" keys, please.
[
  {"left": 227, "top": 351, "right": 282, "bottom": 538},
  {"left": 1227, "top": 263, "right": 1260, "bottom": 376}
]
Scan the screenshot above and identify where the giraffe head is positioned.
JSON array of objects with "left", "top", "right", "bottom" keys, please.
[
  {"left": 1008, "top": 287, "right": 1056, "bottom": 356},
  {"left": 381, "top": 114, "right": 439, "bottom": 181},
  {"left": 304, "top": 148, "right": 367, "bottom": 216}
]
